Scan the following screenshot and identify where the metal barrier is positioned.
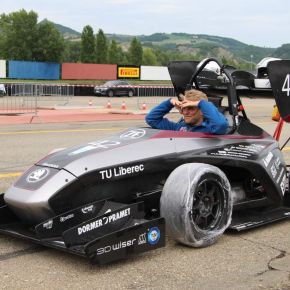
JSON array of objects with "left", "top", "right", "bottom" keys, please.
[
  {"left": 0, "top": 84, "right": 74, "bottom": 117},
  {"left": 136, "top": 85, "right": 176, "bottom": 109}
]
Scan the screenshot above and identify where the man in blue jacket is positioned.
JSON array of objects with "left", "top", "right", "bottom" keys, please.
[{"left": 145, "top": 89, "right": 228, "bottom": 134}]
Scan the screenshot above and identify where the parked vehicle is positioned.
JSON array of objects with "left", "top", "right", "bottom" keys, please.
[
  {"left": 0, "top": 84, "right": 6, "bottom": 97},
  {"left": 94, "top": 80, "right": 135, "bottom": 97}
]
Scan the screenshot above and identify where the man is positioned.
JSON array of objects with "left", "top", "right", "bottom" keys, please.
[{"left": 145, "top": 89, "right": 228, "bottom": 134}]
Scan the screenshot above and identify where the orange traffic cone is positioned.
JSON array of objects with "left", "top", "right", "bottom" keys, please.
[
  {"left": 88, "top": 99, "right": 93, "bottom": 106},
  {"left": 142, "top": 102, "right": 147, "bottom": 110},
  {"left": 121, "top": 101, "right": 126, "bottom": 110},
  {"left": 107, "top": 101, "right": 112, "bottom": 109}
]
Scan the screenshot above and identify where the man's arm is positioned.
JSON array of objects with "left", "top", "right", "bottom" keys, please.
[
  {"left": 198, "top": 100, "right": 229, "bottom": 134},
  {"left": 145, "top": 99, "right": 181, "bottom": 130}
]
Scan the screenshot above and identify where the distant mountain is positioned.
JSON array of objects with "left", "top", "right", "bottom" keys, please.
[
  {"left": 40, "top": 19, "right": 81, "bottom": 39},
  {"left": 49, "top": 21, "right": 289, "bottom": 64}
]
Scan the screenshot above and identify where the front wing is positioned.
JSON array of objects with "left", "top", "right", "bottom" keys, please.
[{"left": 0, "top": 196, "right": 165, "bottom": 264}]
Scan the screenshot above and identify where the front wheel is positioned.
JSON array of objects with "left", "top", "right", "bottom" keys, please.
[
  {"left": 160, "top": 163, "right": 233, "bottom": 247},
  {"left": 107, "top": 90, "right": 114, "bottom": 97},
  {"left": 128, "top": 90, "right": 134, "bottom": 97}
]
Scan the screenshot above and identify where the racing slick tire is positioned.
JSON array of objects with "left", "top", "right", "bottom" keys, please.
[{"left": 160, "top": 163, "right": 233, "bottom": 247}]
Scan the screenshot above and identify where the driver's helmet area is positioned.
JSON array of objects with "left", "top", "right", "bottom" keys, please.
[{"left": 168, "top": 59, "right": 263, "bottom": 137}]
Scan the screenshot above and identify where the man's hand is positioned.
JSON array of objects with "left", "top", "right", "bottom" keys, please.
[
  {"left": 180, "top": 99, "right": 200, "bottom": 109},
  {"left": 170, "top": 98, "right": 183, "bottom": 113}
]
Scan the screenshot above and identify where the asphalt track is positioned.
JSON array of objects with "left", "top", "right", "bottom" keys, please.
[{"left": 0, "top": 96, "right": 290, "bottom": 290}]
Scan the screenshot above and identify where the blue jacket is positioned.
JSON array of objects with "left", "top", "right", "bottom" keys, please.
[{"left": 145, "top": 99, "right": 229, "bottom": 134}]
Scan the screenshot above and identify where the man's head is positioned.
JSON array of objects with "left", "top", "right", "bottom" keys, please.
[{"left": 181, "top": 89, "right": 207, "bottom": 125}]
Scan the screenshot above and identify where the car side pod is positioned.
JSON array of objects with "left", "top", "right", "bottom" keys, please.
[{"left": 0, "top": 196, "right": 165, "bottom": 264}]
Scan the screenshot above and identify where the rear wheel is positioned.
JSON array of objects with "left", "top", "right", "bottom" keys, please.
[
  {"left": 160, "top": 163, "right": 233, "bottom": 247},
  {"left": 128, "top": 90, "right": 134, "bottom": 97}
]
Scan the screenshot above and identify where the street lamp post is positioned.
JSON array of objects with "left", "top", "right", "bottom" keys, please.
[{"left": 250, "top": 55, "right": 253, "bottom": 71}]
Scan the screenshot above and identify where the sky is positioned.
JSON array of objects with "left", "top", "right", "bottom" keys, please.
[{"left": 1, "top": 0, "right": 290, "bottom": 48}]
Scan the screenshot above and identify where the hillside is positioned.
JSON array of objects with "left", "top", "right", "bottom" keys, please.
[
  {"left": 40, "top": 19, "right": 81, "bottom": 39},
  {"left": 50, "top": 22, "right": 289, "bottom": 63}
]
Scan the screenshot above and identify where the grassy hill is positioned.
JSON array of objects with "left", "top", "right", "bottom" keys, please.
[
  {"left": 50, "top": 22, "right": 288, "bottom": 64},
  {"left": 40, "top": 19, "right": 81, "bottom": 39}
]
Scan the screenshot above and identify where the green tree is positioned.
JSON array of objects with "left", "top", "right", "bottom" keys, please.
[
  {"left": 95, "top": 29, "right": 108, "bottom": 63},
  {"left": 80, "top": 25, "right": 96, "bottom": 63},
  {"left": 0, "top": 10, "right": 64, "bottom": 62},
  {"left": 108, "top": 39, "right": 119, "bottom": 64},
  {"left": 142, "top": 48, "right": 158, "bottom": 65},
  {"left": 0, "top": 9, "right": 38, "bottom": 60},
  {"left": 63, "top": 40, "right": 81, "bottom": 62},
  {"left": 154, "top": 49, "right": 170, "bottom": 66},
  {"left": 108, "top": 39, "right": 126, "bottom": 64},
  {"left": 128, "top": 37, "right": 143, "bottom": 65},
  {"left": 34, "top": 20, "right": 64, "bottom": 62}
]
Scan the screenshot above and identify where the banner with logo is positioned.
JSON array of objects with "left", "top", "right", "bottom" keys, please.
[{"left": 117, "top": 65, "right": 140, "bottom": 79}]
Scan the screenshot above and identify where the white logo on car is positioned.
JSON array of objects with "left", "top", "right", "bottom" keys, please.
[
  {"left": 43, "top": 220, "right": 53, "bottom": 229},
  {"left": 69, "top": 140, "right": 120, "bottom": 156},
  {"left": 120, "top": 129, "right": 146, "bottom": 139},
  {"left": 26, "top": 168, "right": 50, "bottom": 183}
]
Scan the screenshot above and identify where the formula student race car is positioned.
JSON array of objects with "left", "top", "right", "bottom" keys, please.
[{"left": 1, "top": 58, "right": 290, "bottom": 264}]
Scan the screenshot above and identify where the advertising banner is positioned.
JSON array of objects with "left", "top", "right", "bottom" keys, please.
[
  {"left": 0, "top": 60, "right": 6, "bottom": 78},
  {"left": 117, "top": 66, "right": 140, "bottom": 79},
  {"left": 8, "top": 61, "right": 60, "bottom": 80}
]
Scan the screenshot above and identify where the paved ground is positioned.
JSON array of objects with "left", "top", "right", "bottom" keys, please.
[{"left": 0, "top": 96, "right": 290, "bottom": 290}]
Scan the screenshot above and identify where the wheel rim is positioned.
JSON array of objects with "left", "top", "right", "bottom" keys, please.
[
  {"left": 108, "top": 90, "right": 113, "bottom": 97},
  {"left": 128, "top": 90, "right": 133, "bottom": 97},
  {"left": 190, "top": 178, "right": 225, "bottom": 231}
]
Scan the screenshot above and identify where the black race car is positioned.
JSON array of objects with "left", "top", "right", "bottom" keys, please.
[
  {"left": 94, "top": 80, "right": 135, "bottom": 97},
  {"left": 1, "top": 58, "right": 290, "bottom": 264}
]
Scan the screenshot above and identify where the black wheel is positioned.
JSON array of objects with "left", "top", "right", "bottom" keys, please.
[
  {"left": 128, "top": 90, "right": 134, "bottom": 97},
  {"left": 160, "top": 163, "right": 232, "bottom": 247},
  {"left": 107, "top": 90, "right": 114, "bottom": 97}
]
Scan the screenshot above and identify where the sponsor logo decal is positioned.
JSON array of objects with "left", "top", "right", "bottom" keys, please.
[
  {"left": 95, "top": 227, "right": 161, "bottom": 256},
  {"left": 42, "top": 162, "right": 59, "bottom": 169},
  {"left": 60, "top": 213, "right": 74, "bottom": 223},
  {"left": 81, "top": 205, "right": 94, "bottom": 214},
  {"left": 280, "top": 174, "right": 287, "bottom": 195},
  {"left": 77, "top": 207, "right": 131, "bottom": 235},
  {"left": 210, "top": 144, "right": 265, "bottom": 159},
  {"left": 147, "top": 227, "right": 160, "bottom": 245},
  {"left": 263, "top": 152, "right": 273, "bottom": 167},
  {"left": 43, "top": 219, "right": 53, "bottom": 229},
  {"left": 120, "top": 129, "right": 146, "bottom": 140},
  {"left": 96, "top": 238, "right": 137, "bottom": 255},
  {"left": 99, "top": 164, "right": 144, "bottom": 180},
  {"left": 26, "top": 168, "right": 50, "bottom": 183},
  {"left": 138, "top": 233, "right": 147, "bottom": 245}
]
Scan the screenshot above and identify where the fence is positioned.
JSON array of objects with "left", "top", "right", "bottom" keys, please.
[
  {"left": 0, "top": 83, "right": 176, "bottom": 115},
  {"left": 0, "top": 84, "right": 74, "bottom": 116},
  {"left": 136, "top": 85, "right": 176, "bottom": 109}
]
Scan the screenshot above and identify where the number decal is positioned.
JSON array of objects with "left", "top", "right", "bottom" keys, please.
[{"left": 282, "top": 74, "right": 290, "bottom": 96}]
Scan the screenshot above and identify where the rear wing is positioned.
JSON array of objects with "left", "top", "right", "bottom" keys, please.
[{"left": 268, "top": 60, "right": 290, "bottom": 122}]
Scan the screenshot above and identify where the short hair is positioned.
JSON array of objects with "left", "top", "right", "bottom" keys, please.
[{"left": 184, "top": 89, "right": 208, "bottom": 102}]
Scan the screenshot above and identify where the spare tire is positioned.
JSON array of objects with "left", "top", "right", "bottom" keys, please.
[{"left": 160, "top": 163, "right": 233, "bottom": 247}]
